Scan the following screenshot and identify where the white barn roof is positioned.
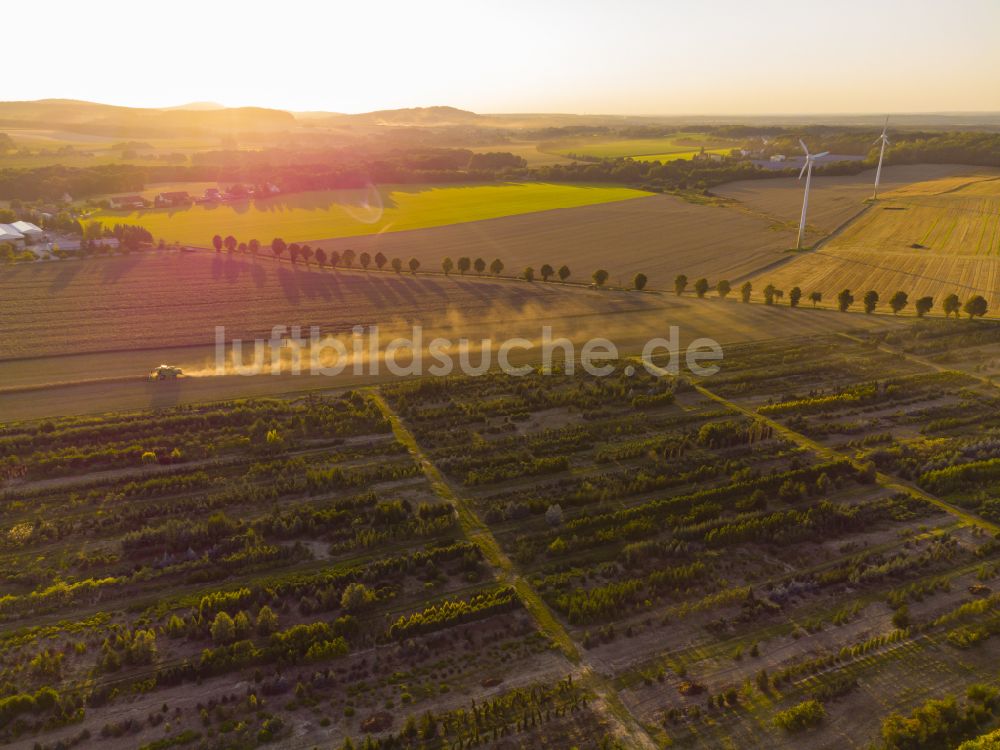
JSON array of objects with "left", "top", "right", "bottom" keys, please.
[
  {"left": 0, "top": 224, "right": 25, "bottom": 241},
  {"left": 11, "top": 221, "right": 42, "bottom": 235}
]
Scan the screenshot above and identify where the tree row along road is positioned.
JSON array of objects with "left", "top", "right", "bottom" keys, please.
[{"left": 366, "top": 389, "right": 661, "bottom": 750}]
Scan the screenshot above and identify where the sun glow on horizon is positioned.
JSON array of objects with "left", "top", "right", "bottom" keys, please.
[{"left": 14, "top": 0, "right": 1000, "bottom": 115}]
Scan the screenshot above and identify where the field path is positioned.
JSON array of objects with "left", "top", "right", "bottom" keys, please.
[
  {"left": 368, "top": 390, "right": 661, "bottom": 750},
  {"left": 689, "top": 378, "right": 1000, "bottom": 535},
  {"left": 729, "top": 202, "right": 874, "bottom": 284},
  {"left": 835, "top": 330, "right": 1000, "bottom": 392}
]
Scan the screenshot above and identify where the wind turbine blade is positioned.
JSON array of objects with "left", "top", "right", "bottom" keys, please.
[
  {"left": 814, "top": 151, "right": 830, "bottom": 158},
  {"left": 799, "top": 139, "right": 809, "bottom": 155},
  {"left": 873, "top": 138, "right": 882, "bottom": 146},
  {"left": 798, "top": 162, "right": 808, "bottom": 179}
]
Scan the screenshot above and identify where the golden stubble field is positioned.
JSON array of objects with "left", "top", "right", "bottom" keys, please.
[
  {"left": 0, "top": 252, "right": 910, "bottom": 421},
  {"left": 713, "top": 164, "right": 993, "bottom": 235},
  {"left": 747, "top": 169, "right": 1000, "bottom": 315},
  {"left": 298, "top": 193, "right": 800, "bottom": 291}
]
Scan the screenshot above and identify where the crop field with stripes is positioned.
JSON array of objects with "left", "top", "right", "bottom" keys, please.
[{"left": 749, "top": 171, "right": 1000, "bottom": 315}]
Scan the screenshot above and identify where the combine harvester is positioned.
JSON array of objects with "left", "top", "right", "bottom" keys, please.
[{"left": 149, "top": 364, "right": 184, "bottom": 381}]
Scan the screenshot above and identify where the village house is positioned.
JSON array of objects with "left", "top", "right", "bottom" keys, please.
[
  {"left": 154, "top": 191, "right": 192, "bottom": 207},
  {"left": 108, "top": 195, "right": 147, "bottom": 210}
]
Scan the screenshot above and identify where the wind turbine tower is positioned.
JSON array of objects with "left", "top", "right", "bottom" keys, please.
[
  {"left": 796, "top": 139, "right": 829, "bottom": 249},
  {"left": 872, "top": 116, "right": 891, "bottom": 200}
]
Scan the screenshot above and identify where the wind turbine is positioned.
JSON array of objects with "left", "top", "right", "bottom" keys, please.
[
  {"left": 872, "top": 116, "right": 890, "bottom": 200},
  {"left": 796, "top": 140, "right": 828, "bottom": 249}
]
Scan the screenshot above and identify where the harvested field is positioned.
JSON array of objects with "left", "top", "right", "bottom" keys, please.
[
  {"left": 0, "top": 251, "right": 917, "bottom": 361},
  {"left": 838, "top": 174, "right": 1000, "bottom": 256},
  {"left": 746, "top": 169, "right": 1000, "bottom": 315},
  {"left": 307, "top": 192, "right": 800, "bottom": 290},
  {"left": 0, "top": 252, "right": 910, "bottom": 421},
  {"left": 713, "top": 164, "right": 993, "bottom": 235}
]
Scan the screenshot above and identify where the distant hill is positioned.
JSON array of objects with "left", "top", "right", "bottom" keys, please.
[
  {"left": 3, "top": 99, "right": 1000, "bottom": 141},
  {"left": 163, "top": 101, "right": 226, "bottom": 111},
  {"left": 313, "top": 106, "right": 483, "bottom": 127},
  {"left": 0, "top": 99, "right": 295, "bottom": 137}
]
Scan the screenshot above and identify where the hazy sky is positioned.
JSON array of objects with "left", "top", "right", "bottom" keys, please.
[{"left": 16, "top": 0, "right": 1000, "bottom": 114}]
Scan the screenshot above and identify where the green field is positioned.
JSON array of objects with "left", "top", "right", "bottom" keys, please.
[
  {"left": 540, "top": 132, "right": 735, "bottom": 161},
  {"left": 628, "top": 148, "right": 731, "bottom": 162},
  {"left": 92, "top": 182, "right": 649, "bottom": 245}
]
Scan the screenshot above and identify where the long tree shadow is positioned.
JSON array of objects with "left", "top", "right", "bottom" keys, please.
[
  {"left": 47, "top": 260, "right": 84, "bottom": 292},
  {"left": 249, "top": 262, "right": 266, "bottom": 290},
  {"left": 100, "top": 253, "right": 143, "bottom": 284},
  {"left": 276, "top": 266, "right": 302, "bottom": 305},
  {"left": 291, "top": 266, "right": 333, "bottom": 303},
  {"left": 353, "top": 274, "right": 401, "bottom": 311},
  {"left": 384, "top": 276, "right": 419, "bottom": 307}
]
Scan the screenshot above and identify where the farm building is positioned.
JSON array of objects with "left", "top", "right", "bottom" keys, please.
[
  {"left": 10, "top": 221, "right": 43, "bottom": 240},
  {"left": 204, "top": 188, "right": 223, "bottom": 202},
  {"left": 769, "top": 154, "right": 786, "bottom": 162},
  {"left": 0, "top": 224, "right": 24, "bottom": 243},
  {"left": 154, "top": 191, "right": 191, "bottom": 207},
  {"left": 108, "top": 195, "right": 147, "bottom": 210}
]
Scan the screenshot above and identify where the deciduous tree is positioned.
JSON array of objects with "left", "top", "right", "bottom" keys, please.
[
  {"left": 271, "top": 237, "right": 286, "bottom": 262},
  {"left": 211, "top": 612, "right": 235, "bottom": 645},
  {"left": 889, "top": 290, "right": 908, "bottom": 315},
  {"left": 964, "top": 295, "right": 988, "bottom": 319},
  {"left": 837, "top": 289, "right": 854, "bottom": 312},
  {"left": 943, "top": 293, "right": 961, "bottom": 318},
  {"left": 863, "top": 290, "right": 879, "bottom": 314}
]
